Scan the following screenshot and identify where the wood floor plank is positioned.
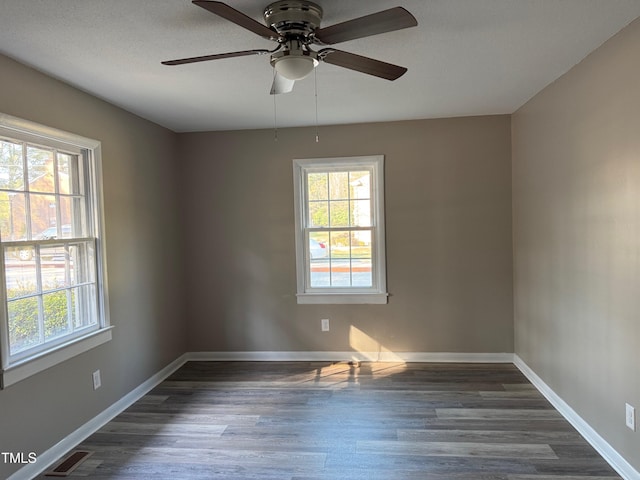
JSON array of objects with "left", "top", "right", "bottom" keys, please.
[
  {"left": 324, "top": 452, "right": 539, "bottom": 475},
  {"left": 508, "top": 476, "right": 620, "bottom": 480},
  {"left": 36, "top": 362, "right": 621, "bottom": 479},
  {"left": 479, "top": 390, "right": 545, "bottom": 399},
  {"left": 65, "top": 445, "right": 327, "bottom": 469},
  {"left": 422, "top": 418, "right": 577, "bottom": 432},
  {"left": 503, "top": 384, "right": 538, "bottom": 391},
  {"left": 135, "top": 394, "right": 170, "bottom": 404},
  {"left": 97, "top": 421, "right": 227, "bottom": 437},
  {"left": 437, "top": 408, "right": 563, "bottom": 420},
  {"left": 114, "top": 411, "right": 259, "bottom": 426},
  {"left": 294, "top": 473, "right": 512, "bottom": 480},
  {"left": 123, "top": 402, "right": 278, "bottom": 416},
  {"left": 356, "top": 440, "right": 559, "bottom": 459},
  {"left": 397, "top": 428, "right": 584, "bottom": 444}
]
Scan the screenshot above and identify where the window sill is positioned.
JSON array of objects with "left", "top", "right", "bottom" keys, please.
[
  {"left": 296, "top": 293, "right": 388, "bottom": 304},
  {"left": 1, "top": 326, "right": 113, "bottom": 388}
]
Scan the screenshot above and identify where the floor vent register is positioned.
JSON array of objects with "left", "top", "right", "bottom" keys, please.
[{"left": 45, "top": 450, "right": 93, "bottom": 477}]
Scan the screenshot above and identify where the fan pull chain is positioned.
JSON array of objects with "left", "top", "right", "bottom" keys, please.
[
  {"left": 314, "top": 68, "right": 319, "bottom": 142},
  {"left": 273, "top": 85, "right": 278, "bottom": 142}
]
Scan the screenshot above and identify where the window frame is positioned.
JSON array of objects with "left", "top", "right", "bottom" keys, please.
[
  {"left": 293, "top": 155, "right": 388, "bottom": 304},
  {"left": 0, "top": 113, "right": 111, "bottom": 388}
]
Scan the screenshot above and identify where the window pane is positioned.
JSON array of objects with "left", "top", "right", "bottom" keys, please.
[
  {"left": 329, "top": 172, "right": 348, "bottom": 200},
  {"left": 43, "top": 291, "right": 70, "bottom": 340},
  {"left": 330, "top": 267, "right": 351, "bottom": 286},
  {"left": 68, "top": 245, "right": 78, "bottom": 286},
  {"left": 349, "top": 171, "right": 370, "bottom": 199},
  {"left": 4, "top": 248, "right": 38, "bottom": 296},
  {"left": 2, "top": 192, "right": 27, "bottom": 241},
  {"left": 352, "top": 265, "right": 372, "bottom": 287},
  {"left": 309, "top": 266, "right": 330, "bottom": 287},
  {"left": 351, "top": 231, "right": 372, "bottom": 258},
  {"left": 329, "top": 200, "right": 349, "bottom": 227},
  {"left": 30, "top": 194, "right": 57, "bottom": 237},
  {"left": 307, "top": 173, "right": 327, "bottom": 201},
  {"left": 308, "top": 201, "right": 328, "bottom": 227},
  {"left": 8, "top": 296, "right": 40, "bottom": 354},
  {"left": 58, "top": 197, "right": 72, "bottom": 235},
  {"left": 71, "top": 242, "right": 96, "bottom": 284},
  {"left": 72, "top": 197, "right": 87, "bottom": 237},
  {"left": 0, "top": 192, "right": 27, "bottom": 241},
  {"left": 41, "top": 246, "right": 67, "bottom": 289},
  {"left": 350, "top": 199, "right": 371, "bottom": 227},
  {"left": 309, "top": 232, "right": 329, "bottom": 287},
  {"left": 329, "top": 231, "right": 350, "bottom": 286},
  {"left": 329, "top": 230, "right": 349, "bottom": 258},
  {"left": 58, "top": 197, "right": 86, "bottom": 238},
  {"left": 72, "top": 284, "right": 98, "bottom": 329},
  {"left": 0, "top": 139, "right": 24, "bottom": 190},
  {"left": 26, "top": 146, "right": 53, "bottom": 192},
  {"left": 351, "top": 231, "right": 372, "bottom": 287},
  {"left": 57, "top": 153, "right": 80, "bottom": 195}
]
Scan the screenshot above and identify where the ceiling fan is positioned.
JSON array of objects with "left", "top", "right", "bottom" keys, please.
[{"left": 162, "top": 1, "right": 418, "bottom": 94}]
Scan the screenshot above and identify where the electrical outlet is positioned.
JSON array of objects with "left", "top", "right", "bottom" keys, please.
[
  {"left": 321, "top": 318, "right": 330, "bottom": 332},
  {"left": 92, "top": 370, "right": 102, "bottom": 390},
  {"left": 626, "top": 403, "right": 636, "bottom": 431}
]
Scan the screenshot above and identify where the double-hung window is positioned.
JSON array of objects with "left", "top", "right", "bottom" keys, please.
[
  {"left": 293, "top": 155, "right": 387, "bottom": 304},
  {"left": 0, "top": 114, "right": 110, "bottom": 388}
]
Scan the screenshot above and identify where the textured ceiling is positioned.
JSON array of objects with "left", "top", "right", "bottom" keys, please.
[{"left": 1, "top": 0, "right": 640, "bottom": 132}]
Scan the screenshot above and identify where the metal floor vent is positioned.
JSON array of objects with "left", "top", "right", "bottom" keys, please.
[{"left": 45, "top": 450, "right": 93, "bottom": 477}]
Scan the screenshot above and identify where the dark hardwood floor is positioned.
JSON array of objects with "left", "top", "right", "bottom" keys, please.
[{"left": 41, "top": 362, "right": 621, "bottom": 479}]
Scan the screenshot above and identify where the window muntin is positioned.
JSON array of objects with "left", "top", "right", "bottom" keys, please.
[
  {"left": 0, "top": 114, "right": 109, "bottom": 385},
  {"left": 293, "top": 156, "right": 387, "bottom": 304}
]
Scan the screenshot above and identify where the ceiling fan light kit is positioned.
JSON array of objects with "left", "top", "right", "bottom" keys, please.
[
  {"left": 272, "top": 51, "right": 318, "bottom": 80},
  {"left": 270, "top": 38, "right": 319, "bottom": 81},
  {"left": 163, "top": 0, "right": 418, "bottom": 94}
]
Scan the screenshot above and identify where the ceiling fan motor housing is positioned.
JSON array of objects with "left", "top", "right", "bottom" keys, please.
[{"left": 263, "top": 1, "right": 323, "bottom": 37}]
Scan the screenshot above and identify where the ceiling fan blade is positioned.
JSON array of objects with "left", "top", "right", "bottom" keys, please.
[
  {"left": 270, "top": 72, "right": 295, "bottom": 95},
  {"left": 319, "top": 49, "right": 407, "bottom": 80},
  {"left": 162, "top": 49, "right": 270, "bottom": 66},
  {"left": 314, "top": 7, "right": 417, "bottom": 45},
  {"left": 193, "top": 1, "right": 278, "bottom": 40}
]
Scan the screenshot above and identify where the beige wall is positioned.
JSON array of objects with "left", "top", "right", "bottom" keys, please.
[
  {"left": 0, "top": 54, "right": 186, "bottom": 478},
  {"left": 179, "top": 116, "right": 513, "bottom": 355},
  {"left": 512, "top": 18, "right": 640, "bottom": 471}
]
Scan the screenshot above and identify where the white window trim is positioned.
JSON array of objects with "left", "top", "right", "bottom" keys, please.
[
  {"left": 1, "top": 327, "right": 113, "bottom": 388},
  {"left": 0, "top": 113, "right": 111, "bottom": 388},
  {"left": 293, "top": 155, "right": 388, "bottom": 305}
]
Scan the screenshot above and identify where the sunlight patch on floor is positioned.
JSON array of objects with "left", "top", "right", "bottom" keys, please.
[{"left": 349, "top": 325, "right": 406, "bottom": 365}]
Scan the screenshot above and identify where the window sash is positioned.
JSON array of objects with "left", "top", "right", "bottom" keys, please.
[{"left": 304, "top": 226, "right": 377, "bottom": 290}]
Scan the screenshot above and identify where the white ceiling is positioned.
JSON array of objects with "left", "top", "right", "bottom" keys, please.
[{"left": 1, "top": 1, "right": 640, "bottom": 133}]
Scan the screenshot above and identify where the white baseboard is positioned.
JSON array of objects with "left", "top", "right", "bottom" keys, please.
[
  {"left": 514, "top": 355, "right": 640, "bottom": 480},
  {"left": 187, "top": 351, "right": 515, "bottom": 363},
  {"left": 10, "top": 353, "right": 189, "bottom": 480}
]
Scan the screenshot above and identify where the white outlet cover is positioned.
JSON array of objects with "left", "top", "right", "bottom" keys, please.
[
  {"left": 626, "top": 403, "right": 635, "bottom": 431},
  {"left": 93, "top": 370, "right": 102, "bottom": 390},
  {"left": 321, "top": 319, "right": 330, "bottom": 331}
]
